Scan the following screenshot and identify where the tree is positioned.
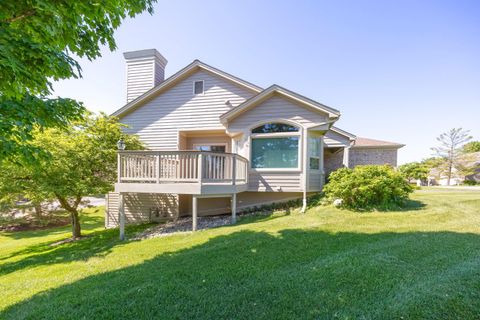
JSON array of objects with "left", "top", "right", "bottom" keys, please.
[
  {"left": 398, "top": 162, "right": 429, "bottom": 182},
  {"left": 431, "top": 128, "right": 472, "bottom": 185},
  {"left": 0, "top": 162, "right": 54, "bottom": 217},
  {"left": 0, "top": 113, "right": 143, "bottom": 238},
  {"left": 463, "top": 141, "right": 480, "bottom": 153},
  {"left": 0, "top": 0, "right": 155, "bottom": 160}
]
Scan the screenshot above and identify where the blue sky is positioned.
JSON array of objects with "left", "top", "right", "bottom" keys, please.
[{"left": 52, "top": 0, "right": 480, "bottom": 164}]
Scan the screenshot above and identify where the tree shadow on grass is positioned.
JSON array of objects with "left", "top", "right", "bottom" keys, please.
[
  {"left": 0, "top": 221, "right": 149, "bottom": 277},
  {"left": 0, "top": 208, "right": 105, "bottom": 241},
  {"left": 2, "top": 229, "right": 479, "bottom": 319}
]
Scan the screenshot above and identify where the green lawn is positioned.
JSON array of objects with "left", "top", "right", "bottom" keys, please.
[{"left": 1, "top": 189, "right": 479, "bottom": 319}]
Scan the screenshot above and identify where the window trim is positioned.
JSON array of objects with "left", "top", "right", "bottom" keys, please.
[{"left": 193, "top": 80, "right": 204, "bottom": 95}]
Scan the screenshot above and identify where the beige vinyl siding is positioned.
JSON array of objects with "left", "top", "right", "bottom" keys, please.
[
  {"left": 324, "top": 130, "right": 350, "bottom": 147},
  {"left": 154, "top": 60, "right": 165, "bottom": 86},
  {"left": 186, "top": 134, "right": 231, "bottom": 151},
  {"left": 120, "top": 70, "right": 254, "bottom": 150},
  {"left": 227, "top": 95, "right": 329, "bottom": 132},
  {"left": 248, "top": 172, "right": 302, "bottom": 192},
  {"left": 237, "top": 192, "right": 303, "bottom": 208},
  {"left": 179, "top": 195, "right": 231, "bottom": 216},
  {"left": 179, "top": 192, "right": 304, "bottom": 216},
  {"left": 106, "top": 192, "right": 178, "bottom": 228},
  {"left": 308, "top": 173, "right": 323, "bottom": 191},
  {"left": 126, "top": 59, "right": 156, "bottom": 103}
]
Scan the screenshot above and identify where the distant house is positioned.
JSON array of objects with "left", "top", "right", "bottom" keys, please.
[
  {"left": 106, "top": 49, "right": 404, "bottom": 234},
  {"left": 428, "top": 152, "right": 480, "bottom": 186}
]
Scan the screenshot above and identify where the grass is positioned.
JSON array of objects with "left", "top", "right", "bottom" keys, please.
[{"left": 0, "top": 189, "right": 479, "bottom": 319}]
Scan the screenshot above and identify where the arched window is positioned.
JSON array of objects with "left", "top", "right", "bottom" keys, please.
[
  {"left": 251, "top": 122, "right": 300, "bottom": 169},
  {"left": 252, "top": 123, "right": 299, "bottom": 134}
]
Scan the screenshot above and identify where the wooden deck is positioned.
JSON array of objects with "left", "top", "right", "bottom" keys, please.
[{"left": 114, "top": 151, "right": 249, "bottom": 195}]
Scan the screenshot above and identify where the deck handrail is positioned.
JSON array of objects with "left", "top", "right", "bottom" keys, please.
[
  {"left": 117, "top": 150, "right": 249, "bottom": 186},
  {"left": 118, "top": 150, "right": 249, "bottom": 161}
]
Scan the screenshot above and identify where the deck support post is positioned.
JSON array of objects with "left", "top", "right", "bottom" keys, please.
[
  {"left": 231, "top": 193, "right": 237, "bottom": 224},
  {"left": 119, "top": 193, "right": 125, "bottom": 240},
  {"left": 192, "top": 195, "right": 198, "bottom": 231}
]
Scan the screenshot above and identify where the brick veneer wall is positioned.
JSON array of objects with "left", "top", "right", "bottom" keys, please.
[
  {"left": 324, "top": 148, "right": 344, "bottom": 177},
  {"left": 348, "top": 148, "right": 398, "bottom": 167}
]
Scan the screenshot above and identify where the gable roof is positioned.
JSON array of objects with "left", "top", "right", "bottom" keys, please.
[
  {"left": 111, "top": 60, "right": 263, "bottom": 118},
  {"left": 220, "top": 85, "right": 341, "bottom": 124},
  {"left": 330, "top": 126, "right": 356, "bottom": 140},
  {"left": 352, "top": 137, "right": 404, "bottom": 148}
]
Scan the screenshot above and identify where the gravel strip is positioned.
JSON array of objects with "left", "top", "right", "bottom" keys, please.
[
  {"left": 132, "top": 215, "right": 233, "bottom": 240},
  {"left": 132, "top": 210, "right": 278, "bottom": 240}
]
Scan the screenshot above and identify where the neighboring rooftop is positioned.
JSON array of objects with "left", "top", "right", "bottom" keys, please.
[{"left": 353, "top": 137, "right": 404, "bottom": 148}]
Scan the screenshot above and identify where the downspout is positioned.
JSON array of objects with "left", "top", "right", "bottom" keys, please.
[{"left": 301, "top": 127, "right": 308, "bottom": 213}]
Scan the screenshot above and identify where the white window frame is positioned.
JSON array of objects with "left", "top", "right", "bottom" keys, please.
[
  {"left": 192, "top": 143, "right": 228, "bottom": 153},
  {"left": 250, "top": 131, "right": 301, "bottom": 172},
  {"left": 193, "top": 80, "right": 204, "bottom": 95}
]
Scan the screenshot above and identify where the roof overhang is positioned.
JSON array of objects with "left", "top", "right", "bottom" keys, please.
[
  {"left": 351, "top": 144, "right": 405, "bottom": 149},
  {"left": 330, "top": 126, "right": 356, "bottom": 140},
  {"left": 111, "top": 60, "right": 263, "bottom": 118},
  {"left": 220, "top": 85, "right": 341, "bottom": 124}
]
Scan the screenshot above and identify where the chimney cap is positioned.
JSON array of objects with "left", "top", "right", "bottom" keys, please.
[{"left": 123, "top": 49, "right": 167, "bottom": 67}]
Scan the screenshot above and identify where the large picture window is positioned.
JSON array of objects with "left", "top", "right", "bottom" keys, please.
[
  {"left": 252, "top": 137, "right": 299, "bottom": 168},
  {"left": 250, "top": 122, "right": 300, "bottom": 169}
]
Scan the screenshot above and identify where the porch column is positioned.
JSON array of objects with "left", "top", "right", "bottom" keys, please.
[
  {"left": 119, "top": 193, "right": 125, "bottom": 240},
  {"left": 231, "top": 193, "right": 237, "bottom": 224},
  {"left": 192, "top": 195, "right": 198, "bottom": 231}
]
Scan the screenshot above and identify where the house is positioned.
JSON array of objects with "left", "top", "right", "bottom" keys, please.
[
  {"left": 106, "top": 49, "right": 404, "bottom": 238},
  {"left": 427, "top": 152, "right": 480, "bottom": 186}
]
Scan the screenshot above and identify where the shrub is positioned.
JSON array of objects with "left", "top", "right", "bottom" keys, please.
[
  {"left": 323, "top": 165, "right": 413, "bottom": 210},
  {"left": 463, "top": 180, "right": 478, "bottom": 186}
]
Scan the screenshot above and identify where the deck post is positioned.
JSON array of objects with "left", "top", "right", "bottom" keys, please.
[
  {"left": 192, "top": 195, "right": 198, "bottom": 231},
  {"left": 198, "top": 154, "right": 203, "bottom": 184},
  {"left": 231, "top": 193, "right": 237, "bottom": 224},
  {"left": 119, "top": 193, "right": 125, "bottom": 240},
  {"left": 156, "top": 152, "right": 160, "bottom": 183},
  {"left": 117, "top": 153, "right": 122, "bottom": 183},
  {"left": 232, "top": 155, "right": 237, "bottom": 185}
]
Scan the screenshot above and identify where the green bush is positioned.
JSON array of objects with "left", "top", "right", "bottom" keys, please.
[
  {"left": 463, "top": 180, "right": 478, "bottom": 186},
  {"left": 323, "top": 165, "right": 413, "bottom": 210}
]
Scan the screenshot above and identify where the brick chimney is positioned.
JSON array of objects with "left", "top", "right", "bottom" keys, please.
[{"left": 123, "top": 49, "right": 168, "bottom": 103}]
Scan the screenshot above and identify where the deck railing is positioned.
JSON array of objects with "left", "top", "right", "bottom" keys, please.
[{"left": 117, "top": 151, "right": 249, "bottom": 185}]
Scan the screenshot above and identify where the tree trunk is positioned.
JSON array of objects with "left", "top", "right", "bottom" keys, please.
[
  {"left": 33, "top": 202, "right": 42, "bottom": 218},
  {"left": 69, "top": 209, "right": 81, "bottom": 239},
  {"left": 447, "top": 160, "right": 453, "bottom": 186},
  {"left": 56, "top": 194, "right": 83, "bottom": 239}
]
